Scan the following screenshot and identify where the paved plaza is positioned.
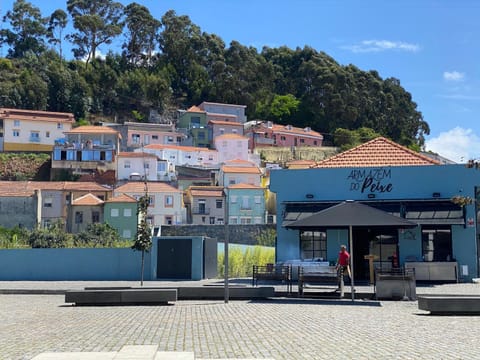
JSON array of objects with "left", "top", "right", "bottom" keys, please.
[{"left": 0, "top": 281, "right": 479, "bottom": 360}]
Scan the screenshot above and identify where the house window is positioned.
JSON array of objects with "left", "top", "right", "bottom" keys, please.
[
  {"left": 14, "top": 120, "right": 20, "bottom": 127},
  {"left": 229, "top": 179, "right": 236, "bottom": 185},
  {"left": 46, "top": 131, "right": 50, "bottom": 138},
  {"left": 191, "top": 116, "right": 201, "bottom": 128},
  {"left": 123, "top": 208, "right": 132, "bottom": 217},
  {"left": 57, "top": 123, "right": 63, "bottom": 129},
  {"left": 198, "top": 131, "right": 206, "bottom": 140},
  {"left": 241, "top": 197, "right": 250, "bottom": 210},
  {"left": 281, "top": 136, "right": 286, "bottom": 141},
  {"left": 254, "top": 217, "right": 262, "bottom": 224},
  {"left": 111, "top": 208, "right": 119, "bottom": 217},
  {"left": 124, "top": 161, "right": 131, "bottom": 169},
  {"left": 300, "top": 230, "right": 327, "bottom": 260},
  {"left": 240, "top": 217, "right": 252, "bottom": 224},
  {"left": 216, "top": 199, "right": 223, "bottom": 209},
  {"left": 122, "top": 229, "right": 132, "bottom": 239},
  {"left": 229, "top": 217, "right": 238, "bottom": 224},
  {"left": 42, "top": 219, "right": 51, "bottom": 228},
  {"left": 217, "top": 218, "right": 224, "bottom": 225},
  {"left": 144, "top": 134, "right": 150, "bottom": 145},
  {"left": 314, "top": 140, "right": 318, "bottom": 145},
  {"left": 165, "top": 195, "right": 173, "bottom": 207},
  {"left": 148, "top": 196, "right": 154, "bottom": 206},
  {"left": 43, "top": 197, "right": 53, "bottom": 208},
  {"left": 165, "top": 216, "right": 173, "bottom": 225},
  {"left": 75, "top": 211, "right": 83, "bottom": 224},
  {"left": 132, "top": 134, "right": 140, "bottom": 144},
  {"left": 254, "top": 196, "right": 261, "bottom": 204},
  {"left": 92, "top": 211, "right": 100, "bottom": 223},
  {"left": 209, "top": 155, "right": 214, "bottom": 161},
  {"left": 219, "top": 128, "right": 225, "bottom": 134},
  {"left": 144, "top": 162, "right": 149, "bottom": 169},
  {"left": 167, "top": 136, "right": 174, "bottom": 142},
  {"left": 29, "top": 131, "right": 40, "bottom": 142},
  {"left": 209, "top": 217, "right": 215, "bottom": 224},
  {"left": 152, "top": 135, "right": 159, "bottom": 140},
  {"left": 13, "top": 130, "right": 20, "bottom": 137},
  {"left": 300, "top": 138, "right": 305, "bottom": 143},
  {"left": 232, "top": 129, "right": 238, "bottom": 134},
  {"left": 230, "top": 195, "right": 237, "bottom": 203},
  {"left": 157, "top": 162, "right": 166, "bottom": 172}
]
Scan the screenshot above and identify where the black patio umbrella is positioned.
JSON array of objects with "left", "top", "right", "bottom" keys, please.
[{"left": 285, "top": 200, "right": 418, "bottom": 301}]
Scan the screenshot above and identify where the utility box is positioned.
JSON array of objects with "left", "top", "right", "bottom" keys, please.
[{"left": 155, "top": 236, "right": 217, "bottom": 280}]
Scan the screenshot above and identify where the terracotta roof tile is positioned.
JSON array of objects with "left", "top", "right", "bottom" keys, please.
[
  {"left": 316, "top": 137, "right": 440, "bottom": 168},
  {"left": 286, "top": 159, "right": 317, "bottom": 169},
  {"left": 221, "top": 166, "right": 261, "bottom": 174},
  {"left": 72, "top": 193, "right": 104, "bottom": 206},
  {"left": 187, "top": 105, "right": 206, "bottom": 113},
  {"left": 105, "top": 193, "right": 138, "bottom": 203},
  {"left": 214, "top": 134, "right": 248, "bottom": 140},
  {"left": 270, "top": 123, "right": 323, "bottom": 138},
  {"left": 0, "top": 108, "right": 75, "bottom": 123},
  {"left": 115, "top": 182, "right": 182, "bottom": 193},
  {"left": 189, "top": 188, "right": 224, "bottom": 197},
  {"left": 119, "top": 152, "right": 158, "bottom": 158},
  {"left": 64, "top": 125, "right": 120, "bottom": 135},
  {"left": 208, "top": 119, "right": 243, "bottom": 126}
]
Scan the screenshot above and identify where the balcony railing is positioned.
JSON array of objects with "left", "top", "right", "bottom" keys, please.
[{"left": 192, "top": 206, "right": 210, "bottom": 215}]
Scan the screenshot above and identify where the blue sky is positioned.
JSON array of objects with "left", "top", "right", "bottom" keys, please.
[{"left": 2, "top": 0, "right": 480, "bottom": 162}]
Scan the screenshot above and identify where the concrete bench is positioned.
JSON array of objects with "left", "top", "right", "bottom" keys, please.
[
  {"left": 418, "top": 295, "right": 480, "bottom": 315},
  {"left": 65, "top": 288, "right": 177, "bottom": 306}
]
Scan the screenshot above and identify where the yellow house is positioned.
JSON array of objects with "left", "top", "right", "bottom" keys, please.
[{"left": 0, "top": 108, "right": 75, "bottom": 152}]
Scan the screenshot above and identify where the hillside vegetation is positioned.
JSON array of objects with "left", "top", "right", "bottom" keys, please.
[
  {"left": 0, "top": 153, "right": 50, "bottom": 180},
  {"left": 0, "top": 1, "right": 429, "bottom": 149}
]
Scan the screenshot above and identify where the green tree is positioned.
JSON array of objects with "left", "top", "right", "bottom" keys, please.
[
  {"left": 47, "top": 9, "right": 68, "bottom": 61},
  {"left": 122, "top": 3, "right": 160, "bottom": 67},
  {"left": 0, "top": 0, "right": 48, "bottom": 58},
  {"left": 270, "top": 94, "right": 300, "bottom": 123},
  {"left": 67, "top": 0, "right": 124, "bottom": 66},
  {"left": 132, "top": 193, "right": 152, "bottom": 286}
]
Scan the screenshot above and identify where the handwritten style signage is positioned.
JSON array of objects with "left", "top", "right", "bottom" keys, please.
[{"left": 347, "top": 168, "right": 393, "bottom": 194}]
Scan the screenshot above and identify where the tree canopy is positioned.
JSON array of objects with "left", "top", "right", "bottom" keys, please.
[{"left": 0, "top": 1, "right": 430, "bottom": 148}]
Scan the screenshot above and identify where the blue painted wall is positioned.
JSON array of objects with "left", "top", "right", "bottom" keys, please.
[{"left": 270, "top": 164, "right": 480, "bottom": 280}]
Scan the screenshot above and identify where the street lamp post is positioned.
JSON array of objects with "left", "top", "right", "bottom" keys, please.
[{"left": 224, "top": 188, "right": 229, "bottom": 303}]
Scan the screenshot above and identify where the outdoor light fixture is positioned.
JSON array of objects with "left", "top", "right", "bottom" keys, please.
[
  {"left": 367, "top": 194, "right": 376, "bottom": 199},
  {"left": 432, "top": 192, "right": 441, "bottom": 198}
]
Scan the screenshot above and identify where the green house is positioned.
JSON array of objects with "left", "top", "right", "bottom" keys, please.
[
  {"left": 178, "top": 106, "right": 210, "bottom": 148},
  {"left": 104, "top": 194, "right": 138, "bottom": 240}
]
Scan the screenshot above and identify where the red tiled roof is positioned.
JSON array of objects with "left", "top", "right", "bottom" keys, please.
[
  {"left": 0, "top": 108, "right": 75, "bottom": 123},
  {"left": 214, "top": 134, "right": 248, "bottom": 141},
  {"left": 224, "top": 159, "right": 256, "bottom": 166},
  {"left": 187, "top": 105, "right": 206, "bottom": 113},
  {"left": 316, "top": 137, "right": 441, "bottom": 168},
  {"left": 72, "top": 193, "right": 104, "bottom": 206},
  {"left": 208, "top": 120, "right": 243, "bottom": 126},
  {"left": 189, "top": 186, "right": 224, "bottom": 197},
  {"left": 105, "top": 193, "right": 138, "bottom": 203},
  {"left": 119, "top": 152, "right": 158, "bottom": 158},
  {"left": 221, "top": 166, "right": 261, "bottom": 174},
  {"left": 270, "top": 123, "right": 323, "bottom": 138},
  {"left": 115, "top": 182, "right": 182, "bottom": 193},
  {"left": 64, "top": 125, "right": 120, "bottom": 136}
]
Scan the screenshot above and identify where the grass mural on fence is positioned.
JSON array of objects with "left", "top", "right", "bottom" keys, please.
[{"left": 218, "top": 245, "right": 275, "bottom": 278}]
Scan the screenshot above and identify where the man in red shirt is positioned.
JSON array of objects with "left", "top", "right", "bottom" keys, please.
[{"left": 336, "top": 244, "right": 351, "bottom": 278}]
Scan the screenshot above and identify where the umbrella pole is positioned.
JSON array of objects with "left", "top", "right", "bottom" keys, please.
[{"left": 349, "top": 225, "right": 355, "bottom": 302}]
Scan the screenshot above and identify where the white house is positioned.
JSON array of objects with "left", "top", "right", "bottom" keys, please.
[
  {"left": 0, "top": 108, "right": 75, "bottom": 152},
  {"left": 114, "top": 182, "right": 186, "bottom": 226},
  {"left": 213, "top": 134, "right": 250, "bottom": 164},
  {"left": 218, "top": 163, "right": 262, "bottom": 187},
  {"left": 141, "top": 144, "right": 219, "bottom": 168},
  {"left": 116, "top": 152, "right": 159, "bottom": 181}
]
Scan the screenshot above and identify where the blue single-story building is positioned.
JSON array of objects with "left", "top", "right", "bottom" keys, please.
[{"left": 270, "top": 138, "right": 480, "bottom": 282}]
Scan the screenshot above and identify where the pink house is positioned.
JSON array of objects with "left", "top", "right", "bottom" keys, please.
[{"left": 245, "top": 121, "right": 323, "bottom": 150}]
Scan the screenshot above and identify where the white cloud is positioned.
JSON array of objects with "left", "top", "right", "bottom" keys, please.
[
  {"left": 341, "top": 40, "right": 420, "bottom": 53},
  {"left": 425, "top": 127, "right": 480, "bottom": 163},
  {"left": 443, "top": 71, "right": 465, "bottom": 82}
]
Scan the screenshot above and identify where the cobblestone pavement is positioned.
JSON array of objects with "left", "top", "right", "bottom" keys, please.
[{"left": 0, "top": 281, "right": 479, "bottom": 360}]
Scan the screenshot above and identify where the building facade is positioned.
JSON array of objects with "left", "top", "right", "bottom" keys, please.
[{"left": 270, "top": 137, "right": 480, "bottom": 281}]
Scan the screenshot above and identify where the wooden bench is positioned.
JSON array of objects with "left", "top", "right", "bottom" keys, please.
[
  {"left": 418, "top": 295, "right": 480, "bottom": 315},
  {"left": 65, "top": 288, "right": 177, "bottom": 306},
  {"left": 298, "top": 266, "right": 338, "bottom": 296},
  {"left": 252, "top": 264, "right": 292, "bottom": 294}
]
